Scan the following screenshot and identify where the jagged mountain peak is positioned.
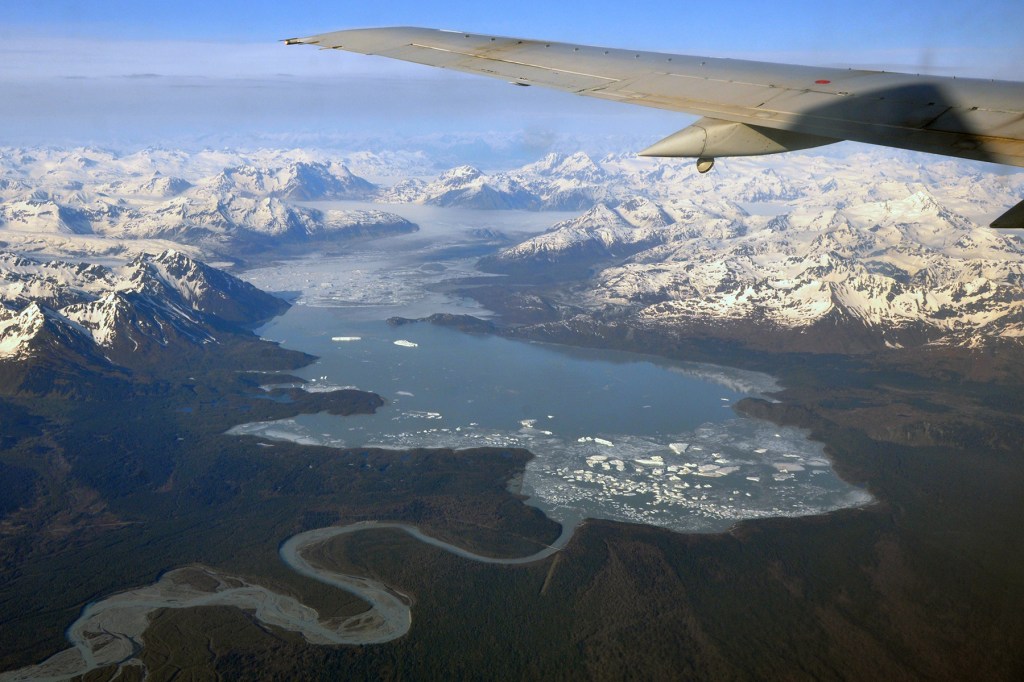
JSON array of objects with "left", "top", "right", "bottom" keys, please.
[
  {"left": 0, "top": 302, "right": 46, "bottom": 358},
  {"left": 0, "top": 299, "right": 103, "bottom": 364},
  {"left": 522, "top": 151, "right": 604, "bottom": 180},
  {"left": 560, "top": 202, "right": 634, "bottom": 230},
  {"left": 135, "top": 174, "right": 192, "bottom": 197},
  {"left": 437, "top": 165, "right": 485, "bottom": 184},
  {"left": 0, "top": 252, "right": 289, "bottom": 382},
  {"left": 191, "top": 161, "right": 375, "bottom": 201}
]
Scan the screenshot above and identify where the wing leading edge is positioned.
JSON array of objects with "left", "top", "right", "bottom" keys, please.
[{"left": 286, "top": 27, "right": 1024, "bottom": 228}]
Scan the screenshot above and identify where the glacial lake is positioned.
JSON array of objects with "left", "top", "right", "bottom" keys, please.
[{"left": 234, "top": 203, "right": 871, "bottom": 533}]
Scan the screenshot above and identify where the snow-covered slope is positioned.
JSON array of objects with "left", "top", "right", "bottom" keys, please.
[
  {"left": 511, "top": 190, "right": 1024, "bottom": 348},
  {"left": 382, "top": 165, "right": 540, "bottom": 209},
  {"left": 0, "top": 250, "right": 287, "bottom": 365},
  {"left": 377, "top": 152, "right": 612, "bottom": 210},
  {"left": 102, "top": 174, "right": 192, "bottom": 198},
  {"left": 0, "top": 198, "right": 95, "bottom": 234},
  {"left": 0, "top": 148, "right": 410, "bottom": 256},
  {"left": 195, "top": 161, "right": 375, "bottom": 200},
  {"left": 483, "top": 199, "right": 675, "bottom": 272},
  {"left": 1, "top": 187, "right": 415, "bottom": 252},
  {"left": 3, "top": 143, "right": 1023, "bottom": 351}
]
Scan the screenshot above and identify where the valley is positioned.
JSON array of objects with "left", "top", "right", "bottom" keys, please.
[{"left": 1, "top": 143, "right": 1023, "bottom": 679}]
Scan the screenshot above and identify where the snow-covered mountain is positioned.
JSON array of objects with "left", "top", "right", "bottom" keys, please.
[
  {"left": 0, "top": 250, "right": 287, "bottom": 355},
  {"left": 0, "top": 198, "right": 96, "bottom": 235},
  {"left": 195, "top": 161, "right": 376, "bottom": 200},
  {"left": 0, "top": 187, "right": 416, "bottom": 254},
  {"left": 0, "top": 148, "right": 411, "bottom": 257},
  {"left": 482, "top": 198, "right": 677, "bottom": 273},
  {"left": 515, "top": 152, "right": 612, "bottom": 210},
  {"left": 379, "top": 165, "right": 541, "bottom": 209},
  {"left": 374, "top": 150, "right": 871, "bottom": 212},
  {"left": 102, "top": 174, "right": 193, "bottom": 198},
  {"left": 3, "top": 143, "right": 1024, "bottom": 352},
  {"left": 496, "top": 190, "right": 1024, "bottom": 349},
  {"left": 376, "top": 152, "right": 615, "bottom": 211},
  {"left": 0, "top": 250, "right": 289, "bottom": 394}
]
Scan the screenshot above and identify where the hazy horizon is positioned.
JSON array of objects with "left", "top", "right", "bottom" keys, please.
[{"left": 3, "top": 2, "right": 1023, "bottom": 156}]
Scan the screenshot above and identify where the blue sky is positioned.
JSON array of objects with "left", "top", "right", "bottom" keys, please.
[
  {"left": 2, "top": 1, "right": 1022, "bottom": 153},
  {"left": 5, "top": 0, "right": 1023, "bottom": 75}
]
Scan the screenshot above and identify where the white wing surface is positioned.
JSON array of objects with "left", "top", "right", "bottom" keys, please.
[{"left": 286, "top": 27, "right": 1024, "bottom": 227}]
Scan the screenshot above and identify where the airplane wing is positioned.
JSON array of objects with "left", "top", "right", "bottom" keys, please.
[{"left": 286, "top": 27, "right": 1024, "bottom": 228}]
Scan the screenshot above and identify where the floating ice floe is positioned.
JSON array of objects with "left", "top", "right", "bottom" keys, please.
[
  {"left": 228, "top": 404, "right": 872, "bottom": 535},
  {"left": 774, "top": 463, "right": 805, "bottom": 473},
  {"left": 301, "top": 383, "right": 360, "bottom": 393},
  {"left": 331, "top": 336, "right": 361, "bottom": 342},
  {"left": 696, "top": 464, "right": 724, "bottom": 477},
  {"left": 394, "top": 340, "right": 418, "bottom": 348}
]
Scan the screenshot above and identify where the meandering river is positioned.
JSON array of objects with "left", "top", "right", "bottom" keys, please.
[{"left": 0, "top": 520, "right": 578, "bottom": 681}]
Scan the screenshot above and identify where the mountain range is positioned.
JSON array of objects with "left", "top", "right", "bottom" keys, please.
[
  {"left": 2, "top": 144, "right": 1023, "bottom": 351},
  {"left": 485, "top": 189, "right": 1024, "bottom": 350},
  {"left": 0, "top": 151, "right": 416, "bottom": 258}
]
